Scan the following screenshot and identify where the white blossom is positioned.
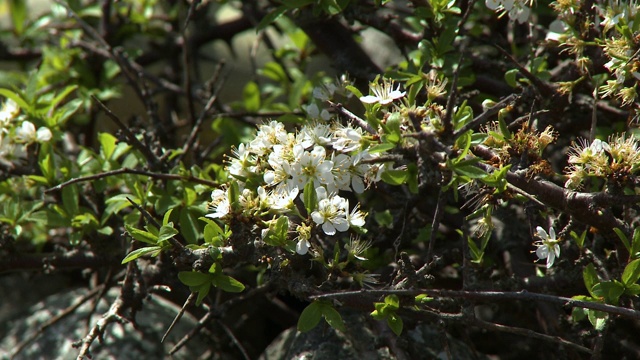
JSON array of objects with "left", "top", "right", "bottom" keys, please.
[
  {"left": 206, "top": 189, "right": 230, "bottom": 219},
  {"left": 534, "top": 226, "right": 561, "bottom": 268},
  {"left": 359, "top": 80, "right": 405, "bottom": 105},
  {"left": 290, "top": 145, "right": 334, "bottom": 189},
  {"left": 311, "top": 187, "right": 349, "bottom": 235},
  {"left": 15, "top": 121, "right": 52, "bottom": 144}
]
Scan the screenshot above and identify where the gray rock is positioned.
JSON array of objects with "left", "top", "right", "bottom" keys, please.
[
  {"left": 260, "top": 311, "right": 485, "bottom": 360},
  {"left": 0, "top": 287, "right": 209, "bottom": 360}
]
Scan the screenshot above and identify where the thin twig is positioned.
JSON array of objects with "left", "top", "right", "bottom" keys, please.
[
  {"left": 311, "top": 289, "right": 640, "bottom": 320},
  {"left": 216, "top": 319, "right": 251, "bottom": 360},
  {"left": 45, "top": 167, "right": 217, "bottom": 193},
  {"left": 495, "top": 45, "right": 555, "bottom": 95},
  {"left": 162, "top": 292, "right": 197, "bottom": 343},
  {"left": 427, "top": 189, "right": 447, "bottom": 264},
  {"left": 327, "top": 100, "right": 376, "bottom": 134},
  {"left": 170, "top": 309, "right": 215, "bottom": 355},
  {"left": 91, "top": 96, "right": 162, "bottom": 168},
  {"left": 442, "top": 49, "right": 465, "bottom": 138},
  {"left": 472, "top": 318, "right": 591, "bottom": 354},
  {"left": 177, "top": 61, "right": 227, "bottom": 164}
]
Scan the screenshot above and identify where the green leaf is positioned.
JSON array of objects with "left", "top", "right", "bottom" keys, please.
[
  {"left": 0, "top": 88, "right": 28, "bottom": 111},
  {"left": 203, "top": 222, "right": 224, "bottom": 246},
  {"left": 587, "top": 309, "right": 607, "bottom": 330},
  {"left": 592, "top": 281, "right": 625, "bottom": 304},
  {"left": 61, "top": 184, "right": 80, "bottom": 216},
  {"left": 178, "top": 271, "right": 213, "bottom": 287},
  {"left": 213, "top": 274, "right": 245, "bottom": 293},
  {"left": 583, "top": 263, "right": 599, "bottom": 298},
  {"left": 158, "top": 224, "right": 179, "bottom": 244},
  {"left": 345, "top": 85, "right": 363, "bottom": 99},
  {"left": 368, "top": 143, "right": 395, "bottom": 154},
  {"left": 121, "top": 246, "right": 162, "bottom": 264},
  {"left": 625, "top": 283, "right": 640, "bottom": 296},
  {"left": 180, "top": 207, "right": 200, "bottom": 244},
  {"left": 387, "top": 313, "right": 403, "bottom": 335},
  {"left": 384, "top": 112, "right": 402, "bottom": 144},
  {"left": 298, "top": 301, "right": 323, "bottom": 332},
  {"left": 195, "top": 282, "right": 211, "bottom": 306},
  {"left": 570, "top": 230, "right": 587, "bottom": 250},
  {"left": 98, "top": 132, "right": 118, "bottom": 160},
  {"left": 384, "top": 294, "right": 400, "bottom": 310},
  {"left": 504, "top": 69, "right": 519, "bottom": 88},
  {"left": 303, "top": 180, "right": 317, "bottom": 216},
  {"left": 256, "top": 5, "right": 287, "bottom": 32},
  {"left": 321, "top": 304, "right": 345, "bottom": 332},
  {"left": 622, "top": 259, "right": 640, "bottom": 287},
  {"left": 453, "top": 164, "right": 486, "bottom": 179},
  {"left": 631, "top": 228, "right": 640, "bottom": 259},
  {"left": 614, "top": 228, "right": 631, "bottom": 253},
  {"left": 381, "top": 169, "right": 408, "bottom": 185},
  {"left": 243, "top": 81, "right": 261, "bottom": 112},
  {"left": 261, "top": 62, "right": 288, "bottom": 83},
  {"left": 571, "top": 307, "right": 587, "bottom": 322},
  {"left": 124, "top": 224, "right": 158, "bottom": 245},
  {"left": 9, "top": 0, "right": 27, "bottom": 36}
]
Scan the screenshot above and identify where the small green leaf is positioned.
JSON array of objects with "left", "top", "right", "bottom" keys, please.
[
  {"left": 158, "top": 224, "right": 179, "bottom": 244},
  {"left": 368, "top": 143, "right": 395, "bottom": 154},
  {"left": 504, "top": 69, "right": 519, "bottom": 88},
  {"left": 243, "top": 81, "right": 261, "bottom": 112},
  {"left": 384, "top": 294, "right": 400, "bottom": 310},
  {"left": 9, "top": 0, "right": 27, "bottom": 35},
  {"left": 583, "top": 263, "right": 599, "bottom": 298},
  {"left": 298, "top": 301, "right": 323, "bottom": 332},
  {"left": 592, "top": 281, "right": 625, "bottom": 305},
  {"left": 321, "top": 304, "right": 346, "bottom": 332},
  {"left": 213, "top": 274, "right": 245, "bottom": 293},
  {"left": 178, "top": 271, "right": 213, "bottom": 287},
  {"left": 622, "top": 259, "right": 640, "bottom": 287},
  {"left": 195, "top": 282, "right": 211, "bottom": 306},
  {"left": 625, "top": 283, "right": 640, "bottom": 296},
  {"left": 256, "top": 5, "right": 287, "bottom": 32},
  {"left": 587, "top": 309, "right": 607, "bottom": 330},
  {"left": 303, "top": 180, "right": 317, "bottom": 216},
  {"left": 125, "top": 224, "right": 158, "bottom": 245},
  {"left": 570, "top": 230, "right": 587, "bottom": 250},
  {"left": 98, "top": 132, "right": 118, "bottom": 160},
  {"left": 571, "top": 307, "right": 587, "bottom": 322},
  {"left": 387, "top": 313, "right": 403, "bottom": 335},
  {"left": 121, "top": 246, "right": 162, "bottom": 264},
  {"left": 203, "top": 222, "right": 224, "bottom": 246},
  {"left": 62, "top": 184, "right": 80, "bottom": 216},
  {"left": 381, "top": 169, "right": 408, "bottom": 185},
  {"left": 614, "top": 228, "right": 631, "bottom": 253},
  {"left": 631, "top": 228, "right": 640, "bottom": 259},
  {"left": 453, "top": 164, "right": 486, "bottom": 179},
  {"left": 180, "top": 207, "right": 200, "bottom": 244},
  {"left": 345, "top": 85, "right": 363, "bottom": 99}
]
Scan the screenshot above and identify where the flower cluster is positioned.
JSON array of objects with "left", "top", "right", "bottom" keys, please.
[
  {"left": 0, "top": 99, "right": 52, "bottom": 168},
  {"left": 533, "top": 226, "right": 561, "bottom": 268},
  {"left": 206, "top": 118, "right": 388, "bottom": 255},
  {"left": 485, "top": 0, "right": 534, "bottom": 24},
  {"left": 564, "top": 136, "right": 640, "bottom": 189},
  {"left": 595, "top": 1, "right": 640, "bottom": 107}
]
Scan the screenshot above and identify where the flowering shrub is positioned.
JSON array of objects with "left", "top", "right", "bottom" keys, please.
[{"left": 2, "top": 0, "right": 640, "bottom": 359}]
